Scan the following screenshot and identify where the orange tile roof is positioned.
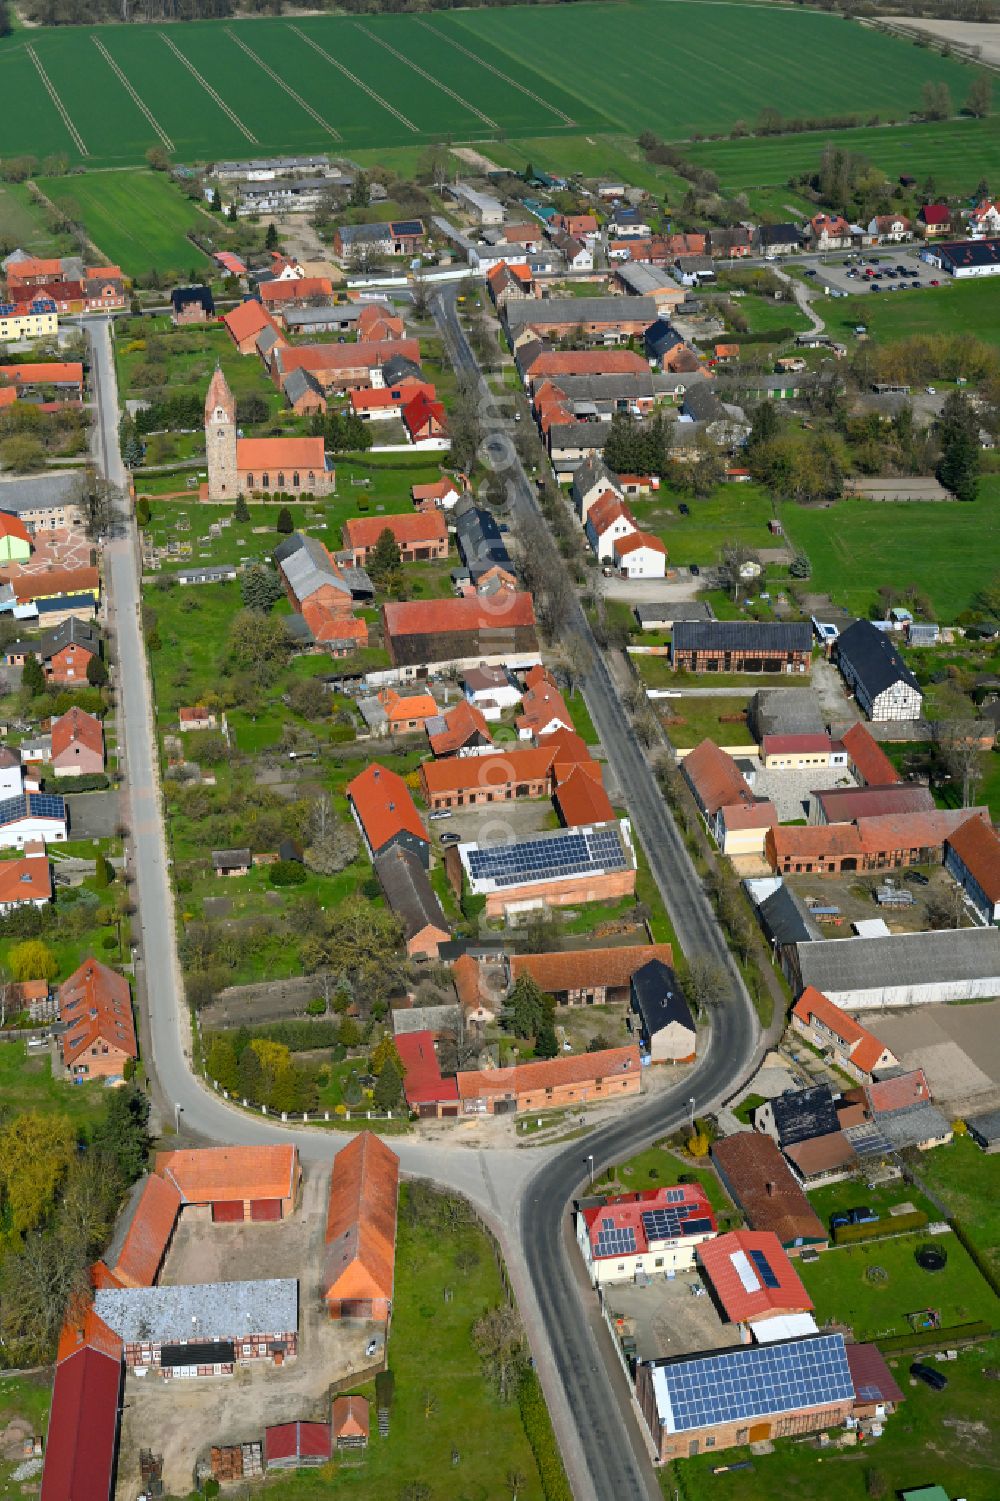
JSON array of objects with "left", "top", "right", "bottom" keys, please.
[
  {"left": 526, "top": 350, "right": 649, "bottom": 382},
  {"left": 412, "top": 476, "right": 459, "bottom": 503},
  {"left": 792, "top": 985, "right": 892, "bottom": 1076},
  {"left": 111, "top": 1173, "right": 183, "bottom": 1288},
  {"left": 554, "top": 765, "right": 615, "bottom": 825},
  {"left": 223, "top": 300, "right": 277, "bottom": 345},
  {"left": 587, "top": 492, "right": 635, "bottom": 538},
  {"left": 767, "top": 823, "right": 864, "bottom": 863},
  {"left": 511, "top": 944, "right": 673, "bottom": 995},
  {"left": 867, "top": 1067, "right": 931, "bottom": 1114},
  {"left": 301, "top": 597, "right": 367, "bottom": 645},
  {"left": 841, "top": 723, "right": 901, "bottom": 786},
  {"left": 456, "top": 1044, "right": 641, "bottom": 1101},
  {"left": 347, "top": 762, "right": 427, "bottom": 853},
  {"left": 56, "top": 1304, "right": 122, "bottom": 1366},
  {"left": 236, "top": 436, "right": 326, "bottom": 470},
  {"left": 379, "top": 688, "right": 438, "bottom": 724},
  {"left": 538, "top": 728, "right": 603, "bottom": 783},
  {"left": 0, "top": 847, "right": 51, "bottom": 907},
  {"left": 8, "top": 567, "right": 99, "bottom": 604},
  {"left": 854, "top": 805, "right": 989, "bottom": 857},
  {"left": 51, "top": 706, "right": 103, "bottom": 762},
  {"left": 343, "top": 511, "right": 447, "bottom": 551},
  {"left": 155, "top": 1144, "right": 298, "bottom": 1204},
  {"left": 383, "top": 592, "right": 536, "bottom": 637},
  {"left": 332, "top": 1395, "right": 370, "bottom": 1440},
  {"left": 259, "top": 276, "right": 333, "bottom": 304},
  {"left": 357, "top": 304, "right": 404, "bottom": 339},
  {"left": 0, "top": 509, "right": 30, "bottom": 541},
  {"left": 682, "top": 739, "right": 756, "bottom": 817},
  {"left": 946, "top": 814, "right": 1000, "bottom": 904},
  {"left": 421, "top": 745, "right": 554, "bottom": 796},
  {"left": 451, "top": 953, "right": 482, "bottom": 1012},
  {"left": 85, "top": 266, "right": 123, "bottom": 281},
  {"left": 0, "top": 387, "right": 16, "bottom": 409},
  {"left": 324, "top": 1132, "right": 399, "bottom": 1304},
  {"left": 614, "top": 530, "right": 666, "bottom": 558},
  {"left": 7, "top": 257, "right": 64, "bottom": 281},
  {"left": 58, "top": 958, "right": 135, "bottom": 1068},
  {"left": 179, "top": 705, "right": 211, "bottom": 724},
  {"left": 427, "top": 698, "right": 493, "bottom": 755},
  {"left": 278, "top": 339, "right": 421, "bottom": 376},
  {"left": 517, "top": 675, "right": 573, "bottom": 738},
  {"left": 0, "top": 362, "right": 83, "bottom": 387}
]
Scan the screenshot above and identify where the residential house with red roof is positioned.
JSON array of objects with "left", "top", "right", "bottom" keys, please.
[
  {"left": 395, "top": 1030, "right": 460, "bottom": 1117},
  {"left": 274, "top": 531, "right": 366, "bottom": 653},
  {"left": 711, "top": 1133, "right": 828, "bottom": 1254},
  {"left": 412, "top": 475, "right": 462, "bottom": 511},
  {"left": 682, "top": 739, "right": 777, "bottom": 856},
  {"left": 585, "top": 492, "right": 637, "bottom": 561},
  {"left": 554, "top": 766, "right": 615, "bottom": 827},
  {"left": 917, "top": 203, "right": 950, "bottom": 238},
  {"left": 945, "top": 814, "right": 1000, "bottom": 924},
  {"left": 612, "top": 531, "right": 666, "bottom": 578},
  {"left": 342, "top": 511, "right": 447, "bottom": 565},
  {"left": 576, "top": 1183, "right": 716, "bottom": 1286},
  {"left": 403, "top": 389, "right": 447, "bottom": 444},
  {"left": 426, "top": 697, "right": 494, "bottom": 756},
  {"left": 258, "top": 276, "right": 333, "bottom": 314},
  {"left": 57, "top": 958, "right": 135, "bottom": 1080},
  {"left": 155, "top": 1144, "right": 300, "bottom": 1220},
  {"left": 382, "top": 593, "right": 539, "bottom": 674},
  {"left": 356, "top": 303, "right": 405, "bottom": 342},
  {"left": 516, "top": 665, "right": 573, "bottom": 741},
  {"left": 841, "top": 722, "right": 902, "bottom": 788},
  {"left": 347, "top": 762, "right": 429, "bottom": 867},
  {"left": 323, "top": 1132, "right": 399, "bottom": 1322},
  {"left": 0, "top": 841, "right": 51, "bottom": 915},
  {"left": 791, "top": 987, "right": 897, "bottom": 1083},
  {"left": 51, "top": 706, "right": 104, "bottom": 777},
  {"left": 697, "top": 1230, "right": 816, "bottom": 1342},
  {"left": 510, "top": 943, "right": 673, "bottom": 1006},
  {"left": 457, "top": 1044, "right": 641, "bottom": 1116},
  {"left": 375, "top": 688, "right": 438, "bottom": 735},
  {"left": 808, "top": 213, "right": 852, "bottom": 251}
]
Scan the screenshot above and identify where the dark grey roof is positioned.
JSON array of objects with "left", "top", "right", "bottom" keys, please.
[
  {"left": 549, "top": 420, "right": 613, "bottom": 449},
  {"left": 43, "top": 617, "right": 100, "bottom": 658},
  {"left": 282, "top": 304, "right": 361, "bottom": 330},
  {"left": 935, "top": 238, "right": 1000, "bottom": 271},
  {"left": 175, "top": 564, "right": 237, "bottom": 583},
  {"left": 757, "top": 223, "right": 803, "bottom": 246},
  {"left": 551, "top": 373, "right": 656, "bottom": 401},
  {"left": 759, "top": 885, "right": 820, "bottom": 946},
  {"left": 0, "top": 472, "right": 82, "bottom": 513},
  {"left": 967, "top": 1108, "right": 1000, "bottom": 1145},
  {"left": 455, "top": 506, "right": 511, "bottom": 574},
  {"left": 798, "top": 927, "right": 1000, "bottom": 992},
  {"left": 873, "top": 1102, "right": 952, "bottom": 1150},
  {"left": 635, "top": 601, "right": 712, "bottom": 627},
  {"left": 682, "top": 383, "right": 726, "bottom": 423},
  {"left": 673, "top": 621, "right": 812, "bottom": 654},
  {"left": 751, "top": 687, "right": 825, "bottom": 739},
  {"left": 645, "top": 318, "right": 682, "bottom": 357},
  {"left": 506, "top": 295, "right": 657, "bottom": 329},
  {"left": 94, "top": 1279, "right": 298, "bottom": 1342},
  {"left": 769, "top": 1084, "right": 839, "bottom": 1147},
  {"left": 630, "top": 960, "right": 695, "bottom": 1039},
  {"left": 283, "top": 366, "right": 325, "bottom": 405},
  {"left": 212, "top": 849, "right": 251, "bottom": 868},
  {"left": 170, "top": 285, "right": 215, "bottom": 314},
  {"left": 381, "top": 354, "right": 423, "bottom": 387},
  {"left": 571, "top": 455, "right": 618, "bottom": 506},
  {"left": 835, "top": 619, "right": 920, "bottom": 699},
  {"left": 374, "top": 845, "right": 449, "bottom": 944}
]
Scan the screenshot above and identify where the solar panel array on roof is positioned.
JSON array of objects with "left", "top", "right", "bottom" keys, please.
[
  {"left": 595, "top": 1224, "right": 636, "bottom": 1257},
  {"left": 656, "top": 1334, "right": 853, "bottom": 1434},
  {"left": 641, "top": 1205, "right": 714, "bottom": 1241},
  {"left": 749, "top": 1248, "right": 780, "bottom": 1290},
  {"left": 0, "top": 792, "right": 65, "bottom": 826},
  {"left": 390, "top": 220, "right": 424, "bottom": 237},
  {"left": 466, "top": 827, "right": 626, "bottom": 889}
]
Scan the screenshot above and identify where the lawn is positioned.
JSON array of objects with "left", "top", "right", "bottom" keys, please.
[
  {"left": 37, "top": 169, "right": 215, "bottom": 280},
  {"left": 779, "top": 486, "right": 1000, "bottom": 621},
  {"left": 915, "top": 1133, "right": 1000, "bottom": 1281},
  {"left": 825, "top": 277, "right": 1000, "bottom": 346},
  {"left": 566, "top": 690, "right": 599, "bottom": 746},
  {"left": 651, "top": 692, "right": 754, "bottom": 750},
  {"left": 797, "top": 1230, "right": 999, "bottom": 1342},
  {"left": 0, "top": 2, "right": 977, "bottom": 165},
  {"left": 629, "top": 482, "right": 777, "bottom": 571},
  {"left": 0, "top": 181, "right": 71, "bottom": 258},
  {"left": 0, "top": 1039, "right": 109, "bottom": 1129},
  {"left": 594, "top": 1142, "right": 738, "bottom": 1223},
  {"left": 668, "top": 1335, "right": 1000, "bottom": 1501},
  {"left": 259, "top": 1186, "right": 549, "bottom": 1501},
  {"left": 806, "top": 1177, "right": 940, "bottom": 1232}
]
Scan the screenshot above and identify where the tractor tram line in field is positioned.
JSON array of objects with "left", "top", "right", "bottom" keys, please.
[
  {"left": 159, "top": 32, "right": 259, "bottom": 145},
  {"left": 286, "top": 24, "right": 418, "bottom": 135},
  {"left": 224, "top": 27, "right": 343, "bottom": 143},
  {"left": 26, "top": 44, "right": 88, "bottom": 157},
  {"left": 352, "top": 21, "right": 498, "bottom": 130},
  {"left": 91, "top": 36, "right": 175, "bottom": 154},
  {"left": 415, "top": 18, "right": 577, "bottom": 127}
]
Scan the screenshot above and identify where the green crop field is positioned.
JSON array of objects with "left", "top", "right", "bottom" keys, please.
[
  {"left": 688, "top": 114, "right": 1000, "bottom": 200},
  {"left": 781, "top": 485, "right": 1000, "bottom": 620},
  {"left": 0, "top": 1, "right": 980, "bottom": 167},
  {"left": 37, "top": 169, "right": 213, "bottom": 277},
  {"left": 0, "top": 181, "right": 70, "bottom": 256}
]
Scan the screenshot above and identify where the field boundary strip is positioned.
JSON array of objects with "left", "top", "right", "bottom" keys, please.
[
  {"left": 159, "top": 32, "right": 258, "bottom": 144},
  {"left": 414, "top": 18, "right": 576, "bottom": 127},
  {"left": 351, "top": 21, "right": 498, "bottom": 130},
  {"left": 91, "top": 36, "right": 175, "bottom": 153},
  {"left": 224, "top": 27, "right": 343, "bottom": 143},
  {"left": 26, "top": 44, "right": 88, "bottom": 157},
  {"left": 286, "top": 24, "right": 418, "bottom": 134}
]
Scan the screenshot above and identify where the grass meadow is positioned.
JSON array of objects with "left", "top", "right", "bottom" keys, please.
[
  {"left": 0, "top": 2, "right": 981, "bottom": 166},
  {"left": 825, "top": 278, "right": 1000, "bottom": 345},
  {"left": 38, "top": 170, "right": 214, "bottom": 279}
]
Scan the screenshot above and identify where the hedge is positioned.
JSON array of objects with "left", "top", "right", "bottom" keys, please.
[
  {"left": 461, "top": 888, "right": 486, "bottom": 922},
  {"left": 517, "top": 1368, "right": 572, "bottom": 1501},
  {"left": 951, "top": 1218, "right": 1000, "bottom": 1299},
  {"left": 45, "top": 772, "right": 111, "bottom": 794},
  {"left": 876, "top": 1319, "right": 993, "bottom": 1356},
  {"left": 832, "top": 1211, "right": 928, "bottom": 1245},
  {"left": 227, "top": 1020, "right": 343, "bottom": 1052}
]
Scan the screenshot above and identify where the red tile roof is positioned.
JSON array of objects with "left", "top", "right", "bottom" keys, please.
[
  {"left": 0, "top": 362, "right": 83, "bottom": 387},
  {"left": 792, "top": 986, "right": 892, "bottom": 1077},
  {"left": 554, "top": 765, "right": 615, "bottom": 826},
  {"left": 396, "top": 1030, "right": 459, "bottom": 1106},
  {"left": 58, "top": 958, "right": 135, "bottom": 1068},
  {"left": 526, "top": 350, "right": 649, "bottom": 382},
  {"left": 236, "top": 435, "right": 326, "bottom": 470},
  {"left": 378, "top": 688, "right": 437, "bottom": 724},
  {"left": 265, "top": 1423, "right": 331, "bottom": 1464},
  {"left": 762, "top": 733, "right": 833, "bottom": 758},
  {"left": 697, "top": 1230, "right": 813, "bottom": 1324},
  {"left": 841, "top": 723, "right": 901, "bottom": 786},
  {"left": 511, "top": 944, "right": 673, "bottom": 996},
  {"left": 324, "top": 1132, "right": 399, "bottom": 1305},
  {"left": 614, "top": 530, "right": 666, "bottom": 558},
  {"left": 682, "top": 739, "right": 756, "bottom": 818},
  {"left": 412, "top": 476, "right": 459, "bottom": 504},
  {"left": 259, "top": 276, "right": 333, "bottom": 304},
  {"left": 421, "top": 744, "right": 554, "bottom": 797},
  {"left": 223, "top": 300, "right": 276, "bottom": 345},
  {"left": 427, "top": 698, "right": 493, "bottom": 755},
  {"left": 0, "top": 846, "right": 51, "bottom": 907},
  {"left": 581, "top": 1184, "right": 715, "bottom": 1260},
  {"left": 347, "top": 762, "right": 428, "bottom": 854},
  {"left": 383, "top": 593, "right": 536, "bottom": 638},
  {"left": 8, "top": 257, "right": 64, "bottom": 282},
  {"left": 866, "top": 1068, "right": 931, "bottom": 1114},
  {"left": 920, "top": 203, "right": 950, "bottom": 225},
  {"left": 587, "top": 491, "right": 635, "bottom": 539},
  {"left": 41, "top": 1340, "right": 122, "bottom": 1501},
  {"left": 845, "top": 1342, "right": 905, "bottom": 1407},
  {"left": 946, "top": 815, "right": 1000, "bottom": 904},
  {"left": 402, "top": 389, "right": 446, "bottom": 436},
  {"left": 332, "top": 1396, "right": 370, "bottom": 1440},
  {"left": 155, "top": 1145, "right": 298, "bottom": 1204},
  {"left": 111, "top": 1173, "right": 183, "bottom": 1288},
  {"left": 767, "top": 823, "right": 864, "bottom": 865},
  {"left": 856, "top": 806, "right": 988, "bottom": 857},
  {"left": 9, "top": 567, "right": 100, "bottom": 605},
  {"left": 51, "top": 706, "right": 103, "bottom": 762},
  {"left": 711, "top": 1133, "right": 827, "bottom": 1247},
  {"left": 0, "top": 510, "right": 31, "bottom": 542},
  {"left": 343, "top": 511, "right": 447, "bottom": 551},
  {"left": 517, "top": 669, "right": 573, "bottom": 738},
  {"left": 456, "top": 1044, "right": 641, "bottom": 1101}
]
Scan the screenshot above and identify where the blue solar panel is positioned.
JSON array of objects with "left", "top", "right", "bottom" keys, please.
[
  {"left": 656, "top": 1334, "right": 853, "bottom": 1434},
  {"left": 595, "top": 1224, "right": 636, "bottom": 1257},
  {"left": 749, "top": 1248, "right": 780, "bottom": 1290},
  {"left": 665, "top": 1188, "right": 686, "bottom": 1204},
  {"left": 641, "top": 1203, "right": 709, "bottom": 1242},
  {"left": 467, "top": 827, "right": 626, "bottom": 888}
]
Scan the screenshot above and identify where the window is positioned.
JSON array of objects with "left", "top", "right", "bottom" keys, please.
[
  {"left": 292, "top": 472, "right": 299, "bottom": 488},
  {"left": 246, "top": 474, "right": 254, "bottom": 488},
  {"left": 308, "top": 471, "right": 315, "bottom": 486},
  {"left": 277, "top": 472, "right": 285, "bottom": 488},
  {"left": 262, "top": 473, "right": 269, "bottom": 489}
]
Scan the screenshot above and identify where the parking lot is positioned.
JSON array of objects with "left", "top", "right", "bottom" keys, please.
[
  {"left": 428, "top": 793, "right": 559, "bottom": 852},
  {"left": 604, "top": 1269, "right": 733, "bottom": 1362},
  {"left": 807, "top": 247, "right": 944, "bottom": 299}
]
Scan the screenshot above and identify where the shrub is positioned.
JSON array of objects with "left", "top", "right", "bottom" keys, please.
[
  {"left": 517, "top": 1369, "right": 572, "bottom": 1501},
  {"left": 375, "top": 1369, "right": 395, "bottom": 1410},
  {"left": 832, "top": 1211, "right": 927, "bottom": 1245},
  {"left": 269, "top": 859, "right": 307, "bottom": 887},
  {"left": 101, "top": 931, "right": 118, "bottom": 952},
  {"left": 328, "top": 723, "right": 355, "bottom": 744},
  {"left": 306, "top": 997, "right": 326, "bottom": 1016}
]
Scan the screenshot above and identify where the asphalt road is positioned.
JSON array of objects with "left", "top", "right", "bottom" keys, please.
[{"left": 90, "top": 301, "right": 766, "bottom": 1501}]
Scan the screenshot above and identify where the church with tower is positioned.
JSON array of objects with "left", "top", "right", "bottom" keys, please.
[{"left": 204, "top": 367, "right": 335, "bottom": 501}]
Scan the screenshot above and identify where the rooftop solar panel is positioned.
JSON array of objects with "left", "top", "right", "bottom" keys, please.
[
  {"left": 466, "top": 826, "right": 627, "bottom": 889},
  {"left": 654, "top": 1334, "right": 853, "bottom": 1434},
  {"left": 749, "top": 1248, "right": 780, "bottom": 1290},
  {"left": 595, "top": 1225, "right": 636, "bottom": 1257}
]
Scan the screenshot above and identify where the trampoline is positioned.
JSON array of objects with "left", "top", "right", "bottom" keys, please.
[{"left": 915, "top": 1244, "right": 947, "bottom": 1272}]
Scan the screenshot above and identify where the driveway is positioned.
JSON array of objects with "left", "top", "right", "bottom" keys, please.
[{"left": 65, "top": 788, "right": 122, "bottom": 839}]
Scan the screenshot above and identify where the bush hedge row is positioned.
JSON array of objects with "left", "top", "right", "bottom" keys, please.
[
  {"left": 517, "top": 1368, "right": 572, "bottom": 1501},
  {"left": 876, "top": 1319, "right": 992, "bottom": 1356},
  {"left": 832, "top": 1210, "right": 928, "bottom": 1245},
  {"left": 48, "top": 773, "right": 112, "bottom": 794}
]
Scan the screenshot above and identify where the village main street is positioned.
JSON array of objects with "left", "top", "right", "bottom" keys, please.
[{"left": 87, "top": 304, "right": 768, "bottom": 1501}]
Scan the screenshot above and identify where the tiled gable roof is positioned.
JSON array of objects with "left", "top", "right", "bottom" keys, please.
[{"left": 323, "top": 1132, "right": 399, "bottom": 1304}]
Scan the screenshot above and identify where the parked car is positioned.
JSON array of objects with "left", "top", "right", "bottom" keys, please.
[
  {"left": 689, "top": 563, "right": 700, "bottom": 576},
  {"left": 930, "top": 279, "right": 940, "bottom": 286},
  {"left": 440, "top": 832, "right": 461, "bottom": 846},
  {"left": 904, "top": 869, "right": 930, "bottom": 885},
  {"left": 910, "top": 1363, "right": 948, "bottom": 1391},
  {"left": 428, "top": 810, "right": 452, "bottom": 822}
]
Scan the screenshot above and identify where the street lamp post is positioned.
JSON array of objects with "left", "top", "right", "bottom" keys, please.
[
  {"left": 688, "top": 1097, "right": 696, "bottom": 1126},
  {"left": 175, "top": 1103, "right": 184, "bottom": 1134},
  {"left": 586, "top": 1154, "right": 594, "bottom": 1188}
]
